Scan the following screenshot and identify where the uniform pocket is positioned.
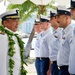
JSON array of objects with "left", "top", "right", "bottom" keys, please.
[{"left": 62, "top": 39, "right": 66, "bottom": 45}]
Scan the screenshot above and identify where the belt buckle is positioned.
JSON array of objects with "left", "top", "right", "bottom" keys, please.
[
  {"left": 40, "top": 57, "right": 42, "bottom": 60},
  {"left": 58, "top": 67, "right": 60, "bottom": 70}
]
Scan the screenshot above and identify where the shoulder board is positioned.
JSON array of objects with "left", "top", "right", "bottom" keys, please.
[{"left": 0, "top": 31, "right": 5, "bottom": 35}]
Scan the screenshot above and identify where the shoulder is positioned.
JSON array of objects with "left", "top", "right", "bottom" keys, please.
[
  {"left": 69, "top": 27, "right": 75, "bottom": 39},
  {"left": 0, "top": 31, "right": 6, "bottom": 35},
  {"left": 0, "top": 33, "right": 7, "bottom": 44},
  {"left": 0, "top": 29, "right": 7, "bottom": 38}
]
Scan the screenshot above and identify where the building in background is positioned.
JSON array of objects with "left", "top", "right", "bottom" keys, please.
[{"left": 19, "top": 15, "right": 36, "bottom": 34}]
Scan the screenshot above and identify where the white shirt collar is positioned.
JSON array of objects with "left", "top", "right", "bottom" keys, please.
[
  {"left": 54, "top": 28, "right": 60, "bottom": 34},
  {"left": 43, "top": 28, "right": 51, "bottom": 36},
  {"left": 5, "top": 27, "right": 15, "bottom": 33}
]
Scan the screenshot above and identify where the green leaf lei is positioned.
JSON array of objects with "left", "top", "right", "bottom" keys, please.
[{"left": 0, "top": 26, "right": 27, "bottom": 75}]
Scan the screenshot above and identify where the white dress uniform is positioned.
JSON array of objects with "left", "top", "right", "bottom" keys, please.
[
  {"left": 40, "top": 28, "right": 53, "bottom": 57},
  {"left": 35, "top": 31, "right": 43, "bottom": 57},
  {"left": 49, "top": 28, "right": 63, "bottom": 61},
  {"left": 57, "top": 23, "right": 74, "bottom": 66},
  {"left": 0, "top": 27, "right": 21, "bottom": 75}
]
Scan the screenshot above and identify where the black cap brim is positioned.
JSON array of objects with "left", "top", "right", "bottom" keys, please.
[
  {"left": 40, "top": 18, "right": 49, "bottom": 22},
  {"left": 68, "top": 7, "right": 75, "bottom": 9},
  {"left": 68, "top": 5, "right": 75, "bottom": 9}
]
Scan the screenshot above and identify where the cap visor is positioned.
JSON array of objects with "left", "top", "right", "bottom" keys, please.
[{"left": 68, "top": 7, "right": 75, "bottom": 9}]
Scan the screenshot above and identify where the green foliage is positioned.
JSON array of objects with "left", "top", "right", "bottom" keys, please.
[
  {"left": 0, "top": 26, "right": 5, "bottom": 31},
  {"left": 8, "top": 58, "right": 15, "bottom": 75},
  {"left": 0, "top": 20, "right": 2, "bottom": 26},
  {"left": 20, "top": 6, "right": 38, "bottom": 22},
  {"left": 7, "top": 0, "right": 38, "bottom": 23}
]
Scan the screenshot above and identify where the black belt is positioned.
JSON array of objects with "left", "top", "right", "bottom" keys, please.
[
  {"left": 36, "top": 57, "right": 49, "bottom": 60},
  {"left": 58, "top": 65, "right": 68, "bottom": 70}
]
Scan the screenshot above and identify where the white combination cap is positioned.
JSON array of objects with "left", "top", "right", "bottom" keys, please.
[
  {"left": 50, "top": 10, "right": 57, "bottom": 18},
  {"left": 68, "top": 0, "right": 75, "bottom": 9},
  {"left": 40, "top": 14, "right": 50, "bottom": 22},
  {"left": 34, "top": 18, "right": 40, "bottom": 25},
  {"left": 0, "top": 9, "right": 20, "bottom": 21},
  {"left": 57, "top": 5, "right": 71, "bottom": 16}
]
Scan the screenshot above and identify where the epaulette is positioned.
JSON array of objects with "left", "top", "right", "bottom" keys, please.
[{"left": 0, "top": 31, "right": 5, "bottom": 35}]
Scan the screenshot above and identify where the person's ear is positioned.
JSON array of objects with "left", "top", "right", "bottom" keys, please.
[{"left": 3, "top": 20, "right": 8, "bottom": 27}]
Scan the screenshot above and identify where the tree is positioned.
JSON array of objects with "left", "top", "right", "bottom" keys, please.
[
  {"left": 7, "top": 0, "right": 56, "bottom": 57},
  {"left": 7, "top": 0, "right": 38, "bottom": 23}
]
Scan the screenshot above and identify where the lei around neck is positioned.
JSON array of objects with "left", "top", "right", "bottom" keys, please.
[{"left": 0, "top": 26, "right": 27, "bottom": 75}]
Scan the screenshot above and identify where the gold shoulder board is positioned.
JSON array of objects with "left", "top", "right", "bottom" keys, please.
[{"left": 0, "top": 31, "right": 5, "bottom": 35}]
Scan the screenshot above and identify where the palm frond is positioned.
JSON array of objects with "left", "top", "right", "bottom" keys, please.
[
  {"left": 7, "top": 0, "right": 56, "bottom": 23},
  {"left": 7, "top": 4, "right": 21, "bottom": 9},
  {"left": 46, "top": 0, "right": 56, "bottom": 9},
  {"left": 20, "top": 6, "right": 38, "bottom": 23},
  {"left": 7, "top": 0, "right": 37, "bottom": 23}
]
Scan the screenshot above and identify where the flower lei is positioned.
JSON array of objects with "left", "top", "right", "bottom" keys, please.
[{"left": 0, "top": 26, "right": 27, "bottom": 75}]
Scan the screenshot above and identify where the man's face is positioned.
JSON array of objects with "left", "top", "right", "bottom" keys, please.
[
  {"left": 50, "top": 17, "right": 58, "bottom": 27},
  {"left": 34, "top": 24, "right": 41, "bottom": 33},
  {"left": 4, "top": 18, "right": 19, "bottom": 32},
  {"left": 40, "top": 22, "right": 48, "bottom": 30},
  {"left": 56, "top": 15, "right": 66, "bottom": 28},
  {"left": 70, "top": 8, "right": 75, "bottom": 20}
]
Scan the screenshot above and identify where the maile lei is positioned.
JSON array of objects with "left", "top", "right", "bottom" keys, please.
[{"left": 0, "top": 26, "right": 27, "bottom": 75}]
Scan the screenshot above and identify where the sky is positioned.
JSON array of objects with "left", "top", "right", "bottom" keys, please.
[{"left": 0, "top": 1, "right": 9, "bottom": 15}]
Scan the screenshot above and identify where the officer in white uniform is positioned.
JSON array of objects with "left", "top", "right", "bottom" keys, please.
[
  {"left": 34, "top": 19, "right": 43, "bottom": 75},
  {"left": 68, "top": 0, "right": 75, "bottom": 20},
  {"left": 68, "top": 0, "right": 75, "bottom": 75},
  {"left": 68, "top": 0, "right": 75, "bottom": 27},
  {"left": 56, "top": 5, "right": 74, "bottom": 75},
  {"left": 49, "top": 10, "right": 63, "bottom": 75},
  {"left": 39, "top": 15, "right": 53, "bottom": 75},
  {"left": 0, "top": 9, "right": 21, "bottom": 75}
]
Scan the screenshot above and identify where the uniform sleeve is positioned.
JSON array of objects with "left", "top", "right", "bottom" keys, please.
[
  {"left": 0, "top": 34, "right": 8, "bottom": 75},
  {"left": 45, "top": 34, "right": 52, "bottom": 58},
  {"left": 69, "top": 29, "right": 75, "bottom": 74}
]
